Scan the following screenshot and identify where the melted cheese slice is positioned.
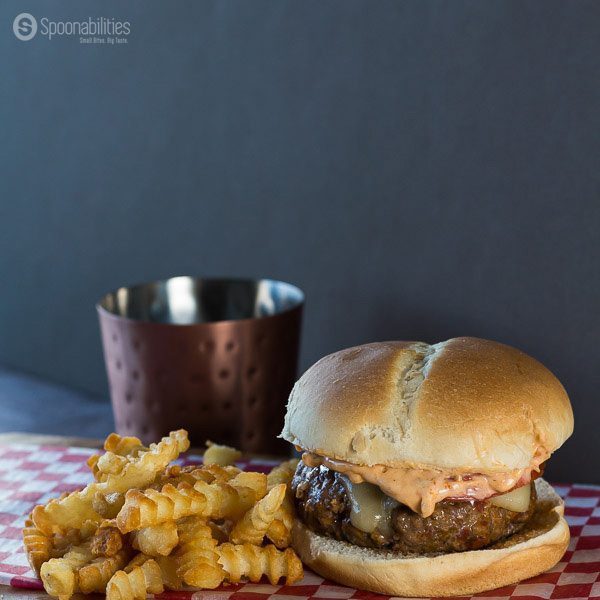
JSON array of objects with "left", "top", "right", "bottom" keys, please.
[
  {"left": 489, "top": 483, "right": 531, "bottom": 512},
  {"left": 342, "top": 477, "right": 399, "bottom": 535}
]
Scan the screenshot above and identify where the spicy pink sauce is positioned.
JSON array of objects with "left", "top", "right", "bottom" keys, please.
[{"left": 302, "top": 452, "right": 546, "bottom": 517}]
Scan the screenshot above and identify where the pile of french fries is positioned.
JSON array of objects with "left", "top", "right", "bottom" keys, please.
[{"left": 22, "top": 430, "right": 302, "bottom": 599}]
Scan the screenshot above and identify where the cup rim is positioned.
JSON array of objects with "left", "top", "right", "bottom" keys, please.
[{"left": 96, "top": 275, "right": 305, "bottom": 327}]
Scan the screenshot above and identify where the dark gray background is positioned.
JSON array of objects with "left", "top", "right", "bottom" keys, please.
[{"left": 1, "top": 1, "right": 598, "bottom": 481}]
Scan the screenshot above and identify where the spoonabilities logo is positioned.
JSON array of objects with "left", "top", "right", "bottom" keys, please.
[
  {"left": 12, "top": 13, "right": 130, "bottom": 44},
  {"left": 13, "top": 13, "right": 37, "bottom": 41}
]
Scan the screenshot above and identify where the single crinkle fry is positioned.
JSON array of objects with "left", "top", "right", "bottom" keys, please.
[
  {"left": 32, "top": 490, "right": 103, "bottom": 537},
  {"left": 200, "top": 472, "right": 268, "bottom": 519},
  {"left": 155, "top": 555, "right": 182, "bottom": 590},
  {"left": 90, "top": 523, "right": 124, "bottom": 557},
  {"left": 151, "top": 463, "right": 241, "bottom": 490},
  {"left": 230, "top": 483, "right": 287, "bottom": 545},
  {"left": 116, "top": 472, "right": 267, "bottom": 533},
  {"left": 50, "top": 524, "right": 93, "bottom": 559},
  {"left": 88, "top": 435, "right": 146, "bottom": 482},
  {"left": 106, "top": 558, "right": 164, "bottom": 600},
  {"left": 227, "top": 471, "right": 268, "bottom": 510},
  {"left": 40, "top": 542, "right": 93, "bottom": 600},
  {"left": 116, "top": 483, "right": 206, "bottom": 533},
  {"left": 264, "top": 459, "right": 298, "bottom": 548},
  {"left": 152, "top": 465, "right": 204, "bottom": 489},
  {"left": 265, "top": 519, "right": 291, "bottom": 549},
  {"left": 218, "top": 542, "right": 303, "bottom": 585},
  {"left": 266, "top": 499, "right": 294, "bottom": 548},
  {"left": 33, "top": 430, "right": 189, "bottom": 535},
  {"left": 204, "top": 441, "right": 242, "bottom": 466},
  {"left": 78, "top": 547, "right": 130, "bottom": 593},
  {"left": 92, "top": 491, "right": 125, "bottom": 519},
  {"left": 123, "top": 552, "right": 152, "bottom": 572},
  {"left": 104, "top": 433, "right": 147, "bottom": 456},
  {"left": 86, "top": 454, "right": 101, "bottom": 481},
  {"left": 175, "top": 516, "right": 225, "bottom": 588},
  {"left": 22, "top": 518, "right": 52, "bottom": 574},
  {"left": 101, "top": 430, "right": 189, "bottom": 495},
  {"left": 267, "top": 459, "right": 299, "bottom": 489},
  {"left": 202, "top": 463, "right": 243, "bottom": 482},
  {"left": 131, "top": 521, "right": 178, "bottom": 556}
]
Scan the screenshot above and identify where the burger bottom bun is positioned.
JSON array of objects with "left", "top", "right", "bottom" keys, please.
[{"left": 292, "top": 479, "right": 569, "bottom": 597}]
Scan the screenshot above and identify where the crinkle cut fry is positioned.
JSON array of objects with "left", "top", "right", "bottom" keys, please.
[
  {"left": 101, "top": 429, "right": 189, "bottom": 495},
  {"left": 88, "top": 434, "right": 146, "bottom": 482},
  {"left": 226, "top": 471, "right": 268, "bottom": 512},
  {"left": 202, "top": 463, "right": 242, "bottom": 481},
  {"left": 203, "top": 441, "right": 242, "bottom": 466},
  {"left": 266, "top": 495, "right": 294, "bottom": 548},
  {"left": 265, "top": 459, "right": 299, "bottom": 548},
  {"left": 267, "top": 459, "right": 299, "bottom": 489},
  {"left": 151, "top": 465, "right": 206, "bottom": 489},
  {"left": 50, "top": 523, "right": 95, "bottom": 558},
  {"left": 106, "top": 558, "right": 164, "bottom": 600},
  {"left": 95, "top": 435, "right": 149, "bottom": 480},
  {"left": 86, "top": 454, "right": 101, "bottom": 480},
  {"left": 155, "top": 555, "right": 182, "bottom": 590},
  {"left": 151, "top": 463, "right": 241, "bottom": 490},
  {"left": 90, "top": 523, "right": 124, "bottom": 557},
  {"left": 218, "top": 542, "right": 303, "bottom": 585},
  {"left": 230, "top": 484, "right": 287, "bottom": 545},
  {"left": 22, "top": 518, "right": 52, "bottom": 574},
  {"left": 92, "top": 490, "right": 125, "bottom": 519},
  {"left": 117, "top": 483, "right": 206, "bottom": 533},
  {"left": 265, "top": 519, "right": 291, "bottom": 549},
  {"left": 40, "top": 542, "right": 93, "bottom": 600},
  {"left": 123, "top": 552, "right": 152, "bottom": 572},
  {"left": 116, "top": 471, "right": 267, "bottom": 533},
  {"left": 104, "top": 433, "right": 146, "bottom": 455},
  {"left": 32, "top": 430, "right": 189, "bottom": 535},
  {"left": 78, "top": 547, "right": 130, "bottom": 593},
  {"left": 32, "top": 488, "right": 101, "bottom": 536},
  {"left": 175, "top": 516, "right": 225, "bottom": 588},
  {"left": 131, "top": 521, "right": 178, "bottom": 556}
]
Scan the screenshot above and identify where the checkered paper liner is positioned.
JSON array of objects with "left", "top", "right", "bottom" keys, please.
[{"left": 0, "top": 444, "right": 598, "bottom": 600}]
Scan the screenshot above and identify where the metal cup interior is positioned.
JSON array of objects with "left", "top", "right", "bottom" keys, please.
[{"left": 97, "top": 277, "right": 304, "bottom": 324}]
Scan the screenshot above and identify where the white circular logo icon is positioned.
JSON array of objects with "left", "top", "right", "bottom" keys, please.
[{"left": 13, "top": 13, "right": 37, "bottom": 41}]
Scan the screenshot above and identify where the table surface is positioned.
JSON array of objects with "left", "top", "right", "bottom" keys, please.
[{"left": 2, "top": 433, "right": 598, "bottom": 600}]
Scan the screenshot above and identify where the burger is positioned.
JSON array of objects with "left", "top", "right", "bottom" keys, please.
[{"left": 280, "top": 338, "right": 573, "bottom": 596}]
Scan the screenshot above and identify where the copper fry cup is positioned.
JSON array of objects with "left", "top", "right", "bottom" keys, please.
[{"left": 97, "top": 277, "right": 304, "bottom": 453}]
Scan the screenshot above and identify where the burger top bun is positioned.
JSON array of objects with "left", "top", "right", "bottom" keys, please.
[{"left": 281, "top": 337, "right": 573, "bottom": 471}]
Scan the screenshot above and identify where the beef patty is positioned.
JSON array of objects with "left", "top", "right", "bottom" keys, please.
[{"left": 291, "top": 462, "right": 537, "bottom": 554}]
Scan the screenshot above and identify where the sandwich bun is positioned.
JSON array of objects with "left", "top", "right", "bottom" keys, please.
[
  {"left": 281, "top": 337, "right": 573, "bottom": 471},
  {"left": 292, "top": 478, "right": 569, "bottom": 597}
]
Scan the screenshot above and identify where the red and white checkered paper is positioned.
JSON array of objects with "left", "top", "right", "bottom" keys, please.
[{"left": 0, "top": 443, "right": 598, "bottom": 600}]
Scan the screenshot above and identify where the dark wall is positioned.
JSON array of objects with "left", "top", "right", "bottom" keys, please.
[{"left": 1, "top": 1, "right": 598, "bottom": 481}]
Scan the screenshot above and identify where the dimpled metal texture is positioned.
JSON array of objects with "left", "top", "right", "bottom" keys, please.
[{"left": 97, "top": 277, "right": 303, "bottom": 453}]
